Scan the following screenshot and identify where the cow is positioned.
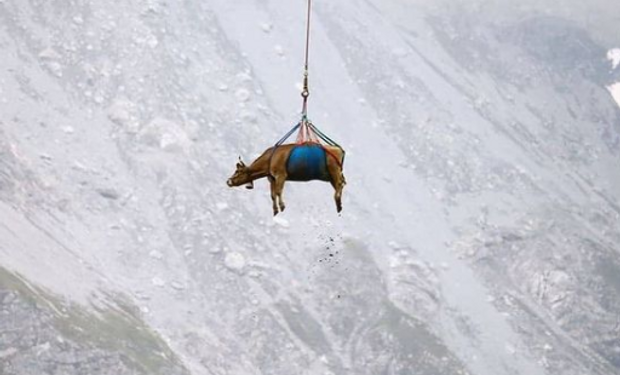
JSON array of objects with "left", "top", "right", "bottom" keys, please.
[{"left": 227, "top": 143, "right": 346, "bottom": 216}]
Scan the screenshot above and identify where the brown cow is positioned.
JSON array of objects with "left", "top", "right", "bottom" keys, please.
[{"left": 227, "top": 143, "right": 346, "bottom": 215}]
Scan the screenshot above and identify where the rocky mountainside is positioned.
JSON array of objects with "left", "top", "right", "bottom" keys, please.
[{"left": 1, "top": 0, "right": 619, "bottom": 374}]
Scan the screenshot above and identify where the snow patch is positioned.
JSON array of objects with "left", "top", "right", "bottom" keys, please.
[
  {"left": 38, "top": 47, "right": 63, "bottom": 77},
  {"left": 151, "top": 277, "right": 166, "bottom": 287},
  {"left": 138, "top": 118, "right": 191, "bottom": 153},
  {"left": 607, "top": 83, "right": 620, "bottom": 109},
  {"left": 160, "top": 131, "right": 190, "bottom": 153},
  {"left": 149, "top": 250, "right": 164, "bottom": 260},
  {"left": 146, "top": 35, "right": 159, "bottom": 49},
  {"left": 272, "top": 216, "right": 290, "bottom": 228},
  {"left": 224, "top": 252, "right": 246, "bottom": 272},
  {"left": 388, "top": 240, "right": 401, "bottom": 250},
  {"left": 260, "top": 23, "right": 273, "bottom": 33},
  {"left": 38, "top": 47, "right": 61, "bottom": 61},
  {"left": 607, "top": 48, "right": 620, "bottom": 69},
  {"left": 0, "top": 347, "right": 18, "bottom": 359},
  {"left": 107, "top": 99, "right": 139, "bottom": 133},
  {"left": 239, "top": 110, "right": 258, "bottom": 123},
  {"left": 236, "top": 71, "right": 252, "bottom": 82},
  {"left": 235, "top": 88, "right": 251, "bottom": 102}
]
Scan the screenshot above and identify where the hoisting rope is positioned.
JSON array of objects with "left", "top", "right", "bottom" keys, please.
[
  {"left": 297, "top": 0, "right": 316, "bottom": 144},
  {"left": 300, "top": 0, "right": 312, "bottom": 118},
  {"left": 270, "top": 0, "right": 345, "bottom": 169},
  {"left": 269, "top": 0, "right": 345, "bottom": 178}
]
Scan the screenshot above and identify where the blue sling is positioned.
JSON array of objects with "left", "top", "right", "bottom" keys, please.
[{"left": 286, "top": 143, "right": 330, "bottom": 182}]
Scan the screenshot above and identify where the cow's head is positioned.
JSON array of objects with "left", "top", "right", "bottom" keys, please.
[{"left": 227, "top": 157, "right": 254, "bottom": 189}]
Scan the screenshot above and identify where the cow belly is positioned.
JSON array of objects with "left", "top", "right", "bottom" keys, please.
[{"left": 286, "top": 144, "right": 330, "bottom": 182}]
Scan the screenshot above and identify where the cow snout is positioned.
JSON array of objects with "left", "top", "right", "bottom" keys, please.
[{"left": 227, "top": 179, "right": 233, "bottom": 187}]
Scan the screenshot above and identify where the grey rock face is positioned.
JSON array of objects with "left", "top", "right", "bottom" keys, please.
[
  {"left": 423, "top": 9, "right": 620, "bottom": 374},
  {"left": 0, "top": 268, "right": 187, "bottom": 375},
  {"left": 1, "top": 0, "right": 619, "bottom": 375}
]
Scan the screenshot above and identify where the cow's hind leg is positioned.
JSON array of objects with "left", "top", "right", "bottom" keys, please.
[
  {"left": 327, "top": 165, "right": 345, "bottom": 213},
  {"left": 332, "top": 179, "right": 343, "bottom": 213}
]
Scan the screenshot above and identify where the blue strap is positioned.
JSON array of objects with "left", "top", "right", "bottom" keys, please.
[
  {"left": 308, "top": 123, "right": 341, "bottom": 148},
  {"left": 269, "top": 122, "right": 302, "bottom": 178},
  {"left": 275, "top": 122, "right": 301, "bottom": 146}
]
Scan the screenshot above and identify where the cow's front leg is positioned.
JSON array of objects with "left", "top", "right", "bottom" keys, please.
[
  {"left": 275, "top": 175, "right": 287, "bottom": 213},
  {"left": 269, "top": 177, "right": 279, "bottom": 216}
]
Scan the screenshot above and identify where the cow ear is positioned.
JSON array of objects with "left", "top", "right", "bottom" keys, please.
[{"left": 238, "top": 157, "right": 246, "bottom": 167}]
